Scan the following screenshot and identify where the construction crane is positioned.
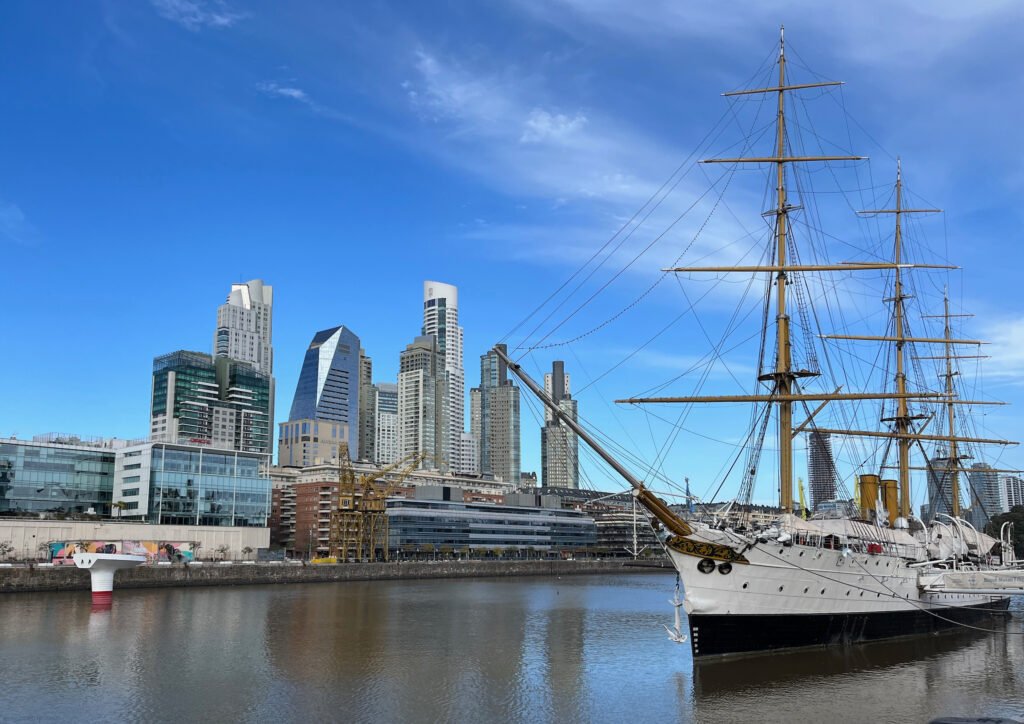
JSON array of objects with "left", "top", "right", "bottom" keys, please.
[
  {"left": 797, "top": 477, "right": 809, "bottom": 520},
  {"left": 328, "top": 446, "right": 428, "bottom": 562}
]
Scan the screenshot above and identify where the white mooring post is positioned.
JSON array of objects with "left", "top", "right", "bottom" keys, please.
[{"left": 72, "top": 553, "right": 147, "bottom": 606}]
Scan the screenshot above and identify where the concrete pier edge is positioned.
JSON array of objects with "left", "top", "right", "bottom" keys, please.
[{"left": 0, "top": 559, "right": 667, "bottom": 594}]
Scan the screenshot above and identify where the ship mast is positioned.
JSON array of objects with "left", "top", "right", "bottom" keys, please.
[
  {"left": 942, "top": 293, "right": 962, "bottom": 516},
  {"left": 857, "top": 161, "right": 939, "bottom": 518}
]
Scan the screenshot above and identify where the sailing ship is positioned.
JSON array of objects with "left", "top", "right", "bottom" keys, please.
[{"left": 495, "top": 28, "right": 1024, "bottom": 659}]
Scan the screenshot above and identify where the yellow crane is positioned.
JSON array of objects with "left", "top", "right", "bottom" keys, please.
[
  {"left": 328, "top": 447, "right": 428, "bottom": 562},
  {"left": 797, "top": 477, "right": 809, "bottom": 520}
]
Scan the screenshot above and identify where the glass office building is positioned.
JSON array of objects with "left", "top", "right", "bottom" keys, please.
[
  {"left": 0, "top": 435, "right": 118, "bottom": 517},
  {"left": 386, "top": 496, "right": 596, "bottom": 552},
  {"left": 114, "top": 442, "right": 270, "bottom": 527}
]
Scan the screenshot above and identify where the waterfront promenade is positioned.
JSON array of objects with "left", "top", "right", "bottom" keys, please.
[{"left": 0, "top": 558, "right": 664, "bottom": 594}]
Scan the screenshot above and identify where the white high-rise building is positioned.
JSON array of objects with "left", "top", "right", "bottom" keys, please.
[
  {"left": 1004, "top": 475, "right": 1024, "bottom": 510},
  {"left": 374, "top": 383, "right": 400, "bottom": 465},
  {"left": 398, "top": 335, "right": 447, "bottom": 471},
  {"left": 542, "top": 361, "right": 579, "bottom": 488},
  {"left": 423, "top": 281, "right": 466, "bottom": 473},
  {"left": 214, "top": 279, "right": 273, "bottom": 376}
]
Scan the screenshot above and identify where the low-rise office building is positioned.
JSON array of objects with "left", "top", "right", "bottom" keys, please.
[
  {"left": 387, "top": 487, "right": 596, "bottom": 555},
  {"left": 113, "top": 441, "right": 270, "bottom": 527},
  {"left": 0, "top": 434, "right": 134, "bottom": 518}
]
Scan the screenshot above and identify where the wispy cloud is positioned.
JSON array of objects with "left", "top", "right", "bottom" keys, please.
[
  {"left": 150, "top": 0, "right": 245, "bottom": 32},
  {"left": 256, "top": 81, "right": 361, "bottom": 126},
  {"left": 981, "top": 316, "right": 1024, "bottom": 386},
  {"left": 0, "top": 200, "right": 39, "bottom": 247},
  {"left": 403, "top": 48, "right": 677, "bottom": 207}
]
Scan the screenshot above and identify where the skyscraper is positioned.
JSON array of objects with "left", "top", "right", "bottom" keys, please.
[
  {"left": 358, "top": 349, "right": 375, "bottom": 463},
  {"left": 150, "top": 350, "right": 273, "bottom": 455},
  {"left": 213, "top": 279, "right": 274, "bottom": 376},
  {"left": 542, "top": 360, "right": 579, "bottom": 488},
  {"left": 966, "top": 462, "right": 1001, "bottom": 528},
  {"left": 422, "top": 281, "right": 467, "bottom": 472},
  {"left": 288, "top": 326, "right": 361, "bottom": 459},
  {"left": 1004, "top": 475, "right": 1024, "bottom": 509},
  {"left": 807, "top": 432, "right": 837, "bottom": 510},
  {"left": 923, "top": 453, "right": 957, "bottom": 522},
  {"left": 398, "top": 335, "right": 447, "bottom": 470},
  {"left": 473, "top": 344, "right": 520, "bottom": 483},
  {"left": 374, "top": 383, "right": 399, "bottom": 465}
]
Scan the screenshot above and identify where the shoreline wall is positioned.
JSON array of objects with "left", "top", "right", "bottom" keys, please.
[{"left": 0, "top": 559, "right": 668, "bottom": 594}]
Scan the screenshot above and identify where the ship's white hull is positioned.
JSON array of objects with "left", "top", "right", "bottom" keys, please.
[{"left": 667, "top": 540, "right": 1010, "bottom": 658}]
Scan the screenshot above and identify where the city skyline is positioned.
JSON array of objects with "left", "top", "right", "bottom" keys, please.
[{"left": 3, "top": 3, "right": 1024, "bottom": 506}]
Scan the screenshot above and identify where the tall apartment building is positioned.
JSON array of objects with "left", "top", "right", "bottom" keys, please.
[
  {"left": 807, "top": 432, "right": 838, "bottom": 510},
  {"left": 358, "top": 350, "right": 375, "bottom": 463},
  {"left": 374, "top": 383, "right": 399, "bottom": 465},
  {"left": 288, "top": 326, "right": 361, "bottom": 460},
  {"left": 1004, "top": 475, "right": 1024, "bottom": 510},
  {"left": 966, "top": 462, "right": 1001, "bottom": 528},
  {"left": 213, "top": 279, "right": 273, "bottom": 376},
  {"left": 277, "top": 419, "right": 349, "bottom": 467},
  {"left": 150, "top": 350, "right": 273, "bottom": 455},
  {"left": 398, "top": 336, "right": 447, "bottom": 471},
  {"left": 472, "top": 344, "right": 520, "bottom": 483},
  {"left": 422, "top": 281, "right": 467, "bottom": 473},
  {"left": 923, "top": 454, "right": 957, "bottom": 522},
  {"left": 542, "top": 361, "right": 579, "bottom": 488}
]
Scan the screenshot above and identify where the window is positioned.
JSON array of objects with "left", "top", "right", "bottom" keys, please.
[
  {"left": 124, "top": 463, "right": 142, "bottom": 471},
  {"left": 122, "top": 475, "right": 141, "bottom": 483}
]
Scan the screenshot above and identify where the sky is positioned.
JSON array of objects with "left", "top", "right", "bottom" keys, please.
[{"left": 2, "top": 1, "right": 1023, "bottom": 508}]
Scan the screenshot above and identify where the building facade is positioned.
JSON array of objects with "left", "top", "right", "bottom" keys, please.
[
  {"left": 150, "top": 351, "right": 273, "bottom": 455},
  {"left": 112, "top": 441, "right": 270, "bottom": 527},
  {"left": 1004, "top": 475, "right": 1024, "bottom": 510},
  {"left": 923, "top": 454, "right": 957, "bottom": 522},
  {"left": 398, "top": 335, "right": 447, "bottom": 471},
  {"left": 374, "top": 383, "right": 399, "bottom": 465},
  {"left": 473, "top": 344, "right": 520, "bottom": 483},
  {"left": 213, "top": 279, "right": 274, "bottom": 376},
  {"left": 387, "top": 490, "right": 596, "bottom": 554},
  {"left": 541, "top": 360, "right": 579, "bottom": 489},
  {"left": 807, "top": 431, "right": 838, "bottom": 510},
  {"left": 277, "top": 419, "right": 349, "bottom": 468},
  {"left": 0, "top": 434, "right": 124, "bottom": 518},
  {"left": 288, "top": 326, "right": 361, "bottom": 460},
  {"left": 358, "top": 350, "right": 375, "bottom": 463},
  {"left": 966, "top": 462, "right": 1001, "bottom": 529},
  {"left": 422, "top": 281, "right": 467, "bottom": 473}
]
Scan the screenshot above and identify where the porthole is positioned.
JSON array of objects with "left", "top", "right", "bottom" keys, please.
[
  {"left": 742, "top": 582, "right": 748, "bottom": 589},
  {"left": 779, "top": 586, "right": 784, "bottom": 592},
  {"left": 697, "top": 558, "right": 716, "bottom": 574},
  {"left": 820, "top": 589, "right": 826, "bottom": 595},
  {"left": 859, "top": 592, "right": 864, "bottom": 597},
  {"left": 718, "top": 561, "right": 733, "bottom": 575},
  {"left": 779, "top": 548, "right": 784, "bottom": 554},
  {"left": 803, "top": 587, "right": 809, "bottom": 594},
  {"left": 846, "top": 591, "right": 850, "bottom": 596},
  {"left": 799, "top": 551, "right": 804, "bottom": 557}
]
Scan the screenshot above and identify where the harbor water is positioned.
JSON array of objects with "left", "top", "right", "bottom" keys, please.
[{"left": 1, "top": 572, "right": 1022, "bottom": 723}]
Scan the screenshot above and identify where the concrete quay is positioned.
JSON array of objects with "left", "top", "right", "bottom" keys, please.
[{"left": 0, "top": 559, "right": 665, "bottom": 594}]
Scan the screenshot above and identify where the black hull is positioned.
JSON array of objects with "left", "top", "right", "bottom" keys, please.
[{"left": 689, "top": 598, "right": 1011, "bottom": 660}]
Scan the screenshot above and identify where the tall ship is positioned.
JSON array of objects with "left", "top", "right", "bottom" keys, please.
[{"left": 495, "top": 28, "right": 1024, "bottom": 659}]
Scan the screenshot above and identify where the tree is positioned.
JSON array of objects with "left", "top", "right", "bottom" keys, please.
[
  {"left": 986, "top": 506, "right": 1024, "bottom": 558},
  {"left": 190, "top": 541, "right": 203, "bottom": 562},
  {"left": 242, "top": 546, "right": 254, "bottom": 561},
  {"left": 112, "top": 501, "right": 127, "bottom": 519},
  {"left": 0, "top": 541, "right": 13, "bottom": 560},
  {"left": 216, "top": 544, "right": 231, "bottom": 561},
  {"left": 37, "top": 542, "right": 51, "bottom": 561}
]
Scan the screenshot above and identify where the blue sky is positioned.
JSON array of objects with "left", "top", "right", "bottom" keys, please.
[{"left": 2, "top": 1, "right": 1023, "bottom": 508}]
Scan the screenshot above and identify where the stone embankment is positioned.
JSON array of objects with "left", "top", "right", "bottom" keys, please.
[{"left": 0, "top": 559, "right": 666, "bottom": 594}]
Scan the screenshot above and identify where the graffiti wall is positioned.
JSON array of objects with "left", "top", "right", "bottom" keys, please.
[{"left": 47, "top": 540, "right": 195, "bottom": 564}]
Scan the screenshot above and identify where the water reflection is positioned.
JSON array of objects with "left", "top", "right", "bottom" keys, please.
[{"left": 0, "top": 574, "right": 1021, "bottom": 723}]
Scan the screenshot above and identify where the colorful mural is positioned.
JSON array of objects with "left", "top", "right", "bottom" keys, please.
[{"left": 46, "top": 540, "right": 195, "bottom": 564}]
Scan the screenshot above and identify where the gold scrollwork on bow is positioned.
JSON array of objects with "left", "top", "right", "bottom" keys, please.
[{"left": 667, "top": 536, "right": 749, "bottom": 564}]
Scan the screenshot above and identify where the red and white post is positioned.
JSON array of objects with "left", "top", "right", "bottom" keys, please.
[{"left": 72, "top": 553, "right": 147, "bottom": 607}]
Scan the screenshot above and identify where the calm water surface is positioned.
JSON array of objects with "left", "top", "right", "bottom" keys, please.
[{"left": 2, "top": 573, "right": 1023, "bottom": 723}]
